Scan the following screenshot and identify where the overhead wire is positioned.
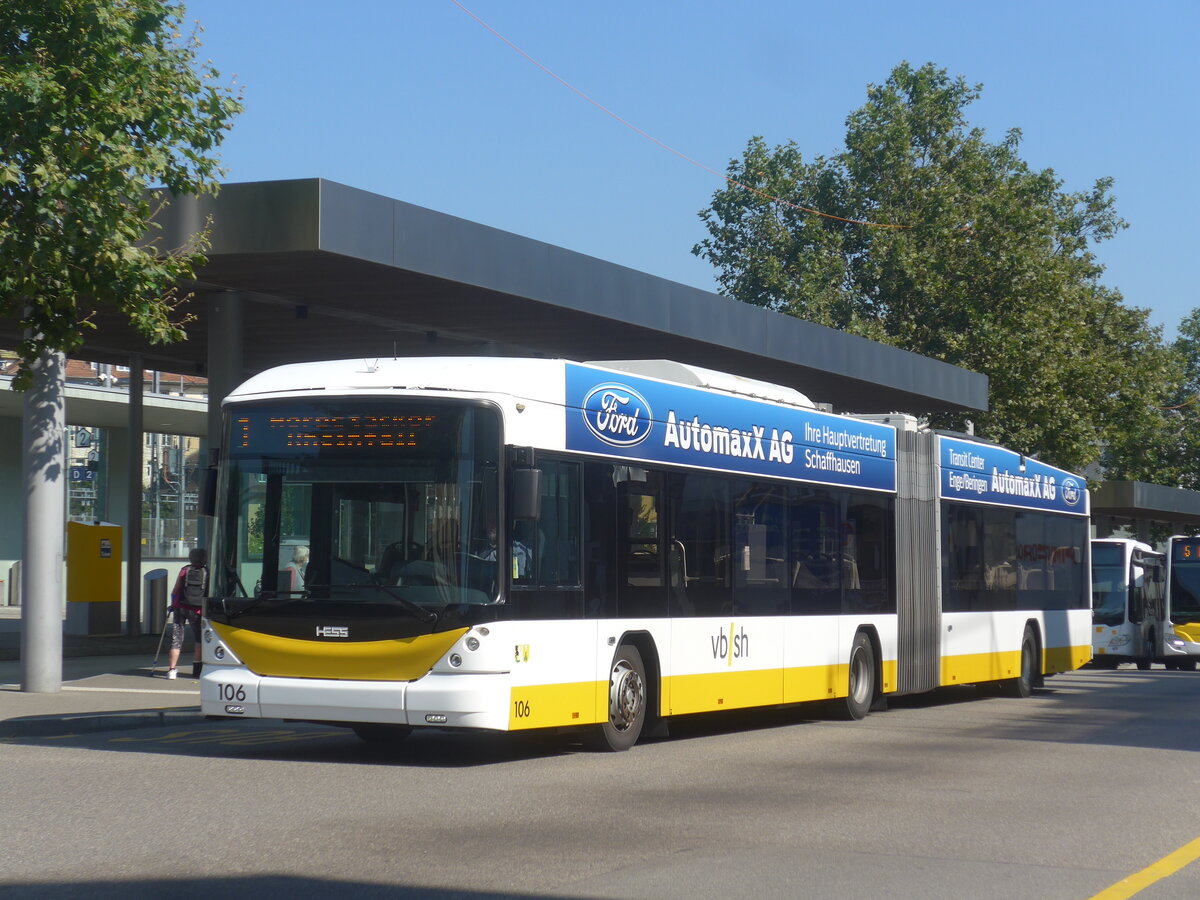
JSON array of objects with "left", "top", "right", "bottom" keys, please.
[
  {"left": 1158, "top": 395, "right": 1199, "bottom": 411},
  {"left": 447, "top": 0, "right": 907, "bottom": 230}
]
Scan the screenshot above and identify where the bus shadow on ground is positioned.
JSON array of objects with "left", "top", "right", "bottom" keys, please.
[
  {"left": 3, "top": 666, "right": 1196, "bottom": 762},
  {"left": 1, "top": 875, "right": 567, "bottom": 900},
  {"left": 0, "top": 701, "right": 832, "bottom": 767}
]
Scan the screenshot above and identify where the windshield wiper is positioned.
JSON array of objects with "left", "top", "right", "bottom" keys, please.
[
  {"left": 219, "top": 591, "right": 302, "bottom": 620},
  {"left": 316, "top": 580, "right": 440, "bottom": 625}
]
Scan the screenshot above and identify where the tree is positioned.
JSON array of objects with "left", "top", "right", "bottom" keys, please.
[
  {"left": 694, "top": 62, "right": 1173, "bottom": 474},
  {"left": 1172, "top": 310, "right": 1200, "bottom": 489},
  {"left": 0, "top": 0, "right": 242, "bottom": 385},
  {"left": 0, "top": 0, "right": 240, "bottom": 690}
]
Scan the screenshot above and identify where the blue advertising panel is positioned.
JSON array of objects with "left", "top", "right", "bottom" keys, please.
[
  {"left": 939, "top": 435, "right": 1087, "bottom": 516},
  {"left": 564, "top": 363, "right": 896, "bottom": 492}
]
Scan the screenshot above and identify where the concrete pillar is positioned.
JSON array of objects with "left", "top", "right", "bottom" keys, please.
[
  {"left": 124, "top": 354, "right": 143, "bottom": 635},
  {"left": 21, "top": 349, "right": 65, "bottom": 693}
]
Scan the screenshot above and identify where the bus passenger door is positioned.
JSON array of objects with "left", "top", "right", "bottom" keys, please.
[{"left": 615, "top": 469, "right": 668, "bottom": 618}]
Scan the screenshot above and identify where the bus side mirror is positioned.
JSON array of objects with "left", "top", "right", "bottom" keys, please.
[
  {"left": 200, "top": 466, "right": 218, "bottom": 518},
  {"left": 512, "top": 468, "right": 542, "bottom": 521}
]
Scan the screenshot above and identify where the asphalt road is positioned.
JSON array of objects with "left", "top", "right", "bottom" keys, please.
[{"left": 1, "top": 666, "right": 1198, "bottom": 899}]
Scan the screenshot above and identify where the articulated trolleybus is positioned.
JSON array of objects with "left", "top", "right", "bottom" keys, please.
[{"left": 200, "top": 358, "right": 1092, "bottom": 750}]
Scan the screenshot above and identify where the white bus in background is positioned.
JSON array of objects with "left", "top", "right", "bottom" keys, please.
[
  {"left": 1163, "top": 536, "right": 1200, "bottom": 670},
  {"left": 198, "top": 357, "right": 1093, "bottom": 750},
  {"left": 1090, "top": 539, "right": 1165, "bottom": 669}
]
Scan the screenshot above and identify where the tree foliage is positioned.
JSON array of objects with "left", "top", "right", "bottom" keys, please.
[
  {"left": 695, "top": 62, "right": 1173, "bottom": 474},
  {"left": 1108, "top": 309, "right": 1200, "bottom": 490},
  {"left": 1173, "top": 310, "right": 1200, "bottom": 489},
  {"left": 0, "top": 0, "right": 241, "bottom": 389}
]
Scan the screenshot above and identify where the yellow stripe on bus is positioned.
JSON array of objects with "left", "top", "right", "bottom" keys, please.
[
  {"left": 941, "top": 644, "right": 1091, "bottom": 686},
  {"left": 1173, "top": 622, "right": 1200, "bottom": 643},
  {"left": 212, "top": 622, "right": 468, "bottom": 681},
  {"left": 508, "top": 681, "right": 605, "bottom": 730}
]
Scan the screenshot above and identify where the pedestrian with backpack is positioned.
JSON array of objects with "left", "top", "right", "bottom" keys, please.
[{"left": 167, "top": 548, "right": 208, "bottom": 679}]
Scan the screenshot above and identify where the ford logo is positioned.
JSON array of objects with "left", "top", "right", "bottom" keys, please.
[
  {"left": 1060, "top": 477, "right": 1081, "bottom": 507},
  {"left": 581, "top": 383, "right": 654, "bottom": 447}
]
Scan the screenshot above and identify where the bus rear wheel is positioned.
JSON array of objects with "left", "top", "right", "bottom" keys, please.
[
  {"left": 832, "top": 632, "right": 875, "bottom": 720},
  {"left": 587, "top": 644, "right": 647, "bottom": 752},
  {"left": 1003, "top": 627, "right": 1037, "bottom": 698}
]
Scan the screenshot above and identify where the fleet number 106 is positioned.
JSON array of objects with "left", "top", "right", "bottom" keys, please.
[{"left": 217, "top": 683, "right": 246, "bottom": 702}]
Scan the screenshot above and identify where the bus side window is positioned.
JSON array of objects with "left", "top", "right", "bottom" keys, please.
[{"left": 511, "top": 458, "right": 581, "bottom": 588}]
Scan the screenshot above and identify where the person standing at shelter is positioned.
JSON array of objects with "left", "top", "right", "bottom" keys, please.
[{"left": 167, "top": 548, "right": 207, "bottom": 679}]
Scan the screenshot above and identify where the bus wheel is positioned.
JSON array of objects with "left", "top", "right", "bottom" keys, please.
[
  {"left": 1003, "top": 628, "right": 1037, "bottom": 698},
  {"left": 1184, "top": 660, "right": 1198, "bottom": 671},
  {"left": 588, "top": 644, "right": 647, "bottom": 752},
  {"left": 833, "top": 632, "right": 875, "bottom": 720},
  {"left": 352, "top": 723, "right": 412, "bottom": 745}
]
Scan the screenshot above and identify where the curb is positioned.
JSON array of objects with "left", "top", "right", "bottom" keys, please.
[{"left": 0, "top": 706, "right": 205, "bottom": 738}]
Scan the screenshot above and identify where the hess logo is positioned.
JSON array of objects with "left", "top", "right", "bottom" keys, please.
[
  {"left": 581, "top": 383, "right": 654, "bottom": 447},
  {"left": 316, "top": 626, "right": 349, "bottom": 638}
]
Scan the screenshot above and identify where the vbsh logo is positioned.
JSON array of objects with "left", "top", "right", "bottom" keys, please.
[
  {"left": 710, "top": 623, "right": 749, "bottom": 664},
  {"left": 581, "top": 383, "right": 654, "bottom": 447}
]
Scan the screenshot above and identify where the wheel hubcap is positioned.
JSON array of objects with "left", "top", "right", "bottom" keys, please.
[
  {"left": 849, "top": 649, "right": 870, "bottom": 705},
  {"left": 609, "top": 659, "right": 644, "bottom": 732}
]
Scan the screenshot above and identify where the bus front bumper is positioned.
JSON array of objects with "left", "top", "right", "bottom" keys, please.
[{"left": 200, "top": 666, "right": 514, "bottom": 731}]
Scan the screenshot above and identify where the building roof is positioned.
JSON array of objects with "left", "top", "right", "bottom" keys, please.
[
  {"left": 1092, "top": 480, "right": 1200, "bottom": 526},
  {"left": 0, "top": 178, "right": 989, "bottom": 414}
]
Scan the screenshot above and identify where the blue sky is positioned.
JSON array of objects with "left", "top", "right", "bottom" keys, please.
[{"left": 186, "top": 0, "right": 1197, "bottom": 336}]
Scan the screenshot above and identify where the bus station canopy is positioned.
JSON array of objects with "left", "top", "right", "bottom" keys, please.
[{"left": 0, "top": 178, "right": 988, "bottom": 415}]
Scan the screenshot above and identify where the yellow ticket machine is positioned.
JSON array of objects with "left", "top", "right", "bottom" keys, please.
[{"left": 65, "top": 521, "right": 123, "bottom": 635}]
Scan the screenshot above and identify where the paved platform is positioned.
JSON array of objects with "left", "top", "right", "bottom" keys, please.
[{"left": 0, "top": 607, "right": 206, "bottom": 738}]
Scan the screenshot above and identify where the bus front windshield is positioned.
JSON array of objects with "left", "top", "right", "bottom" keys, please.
[
  {"left": 1171, "top": 543, "right": 1200, "bottom": 624},
  {"left": 1091, "top": 543, "right": 1127, "bottom": 626},
  {"left": 212, "top": 400, "right": 501, "bottom": 620}
]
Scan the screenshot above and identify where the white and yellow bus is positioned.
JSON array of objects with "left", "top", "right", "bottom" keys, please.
[
  {"left": 1090, "top": 538, "right": 1165, "bottom": 669},
  {"left": 200, "top": 357, "right": 1092, "bottom": 750},
  {"left": 1164, "top": 536, "right": 1200, "bottom": 670}
]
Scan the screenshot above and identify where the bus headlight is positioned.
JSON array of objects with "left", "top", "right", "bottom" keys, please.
[
  {"left": 214, "top": 645, "right": 226, "bottom": 660},
  {"left": 449, "top": 653, "right": 463, "bottom": 668},
  {"left": 466, "top": 636, "right": 480, "bottom": 651},
  {"left": 1167, "top": 636, "right": 1185, "bottom": 650}
]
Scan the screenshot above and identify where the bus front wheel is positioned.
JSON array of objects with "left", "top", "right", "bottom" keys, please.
[{"left": 587, "top": 644, "right": 647, "bottom": 752}]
